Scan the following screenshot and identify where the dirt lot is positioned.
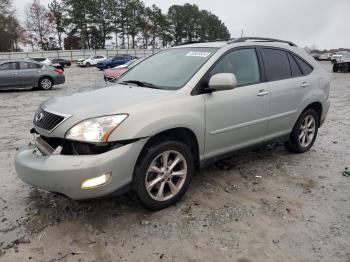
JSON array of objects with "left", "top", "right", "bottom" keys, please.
[{"left": 0, "top": 63, "right": 349, "bottom": 262}]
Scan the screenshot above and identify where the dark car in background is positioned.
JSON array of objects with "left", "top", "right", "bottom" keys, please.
[
  {"left": 0, "top": 60, "right": 65, "bottom": 90},
  {"left": 51, "top": 58, "right": 72, "bottom": 68},
  {"left": 96, "top": 54, "right": 137, "bottom": 70}
]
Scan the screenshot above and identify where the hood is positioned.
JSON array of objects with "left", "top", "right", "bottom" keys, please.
[{"left": 41, "top": 84, "right": 172, "bottom": 120}]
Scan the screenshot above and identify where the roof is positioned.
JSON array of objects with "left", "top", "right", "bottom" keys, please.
[
  {"left": 0, "top": 59, "right": 43, "bottom": 64},
  {"left": 173, "top": 37, "right": 299, "bottom": 50}
]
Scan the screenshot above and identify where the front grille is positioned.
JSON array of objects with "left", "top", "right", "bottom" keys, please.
[{"left": 33, "top": 109, "right": 65, "bottom": 132}]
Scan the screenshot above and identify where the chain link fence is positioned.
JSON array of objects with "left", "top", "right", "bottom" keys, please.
[{"left": 0, "top": 49, "right": 160, "bottom": 61}]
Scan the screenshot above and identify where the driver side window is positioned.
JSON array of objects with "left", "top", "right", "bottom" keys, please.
[{"left": 210, "top": 48, "right": 261, "bottom": 87}]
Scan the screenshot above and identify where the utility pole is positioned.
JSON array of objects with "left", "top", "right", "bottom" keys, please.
[{"left": 240, "top": 30, "right": 244, "bottom": 37}]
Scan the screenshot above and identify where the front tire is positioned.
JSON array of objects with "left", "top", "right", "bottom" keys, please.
[
  {"left": 38, "top": 77, "right": 53, "bottom": 90},
  {"left": 286, "top": 109, "right": 319, "bottom": 154},
  {"left": 86, "top": 62, "right": 91, "bottom": 67},
  {"left": 133, "top": 140, "right": 194, "bottom": 210}
]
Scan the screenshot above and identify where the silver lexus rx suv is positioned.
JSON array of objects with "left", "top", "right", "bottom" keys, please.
[{"left": 15, "top": 37, "right": 331, "bottom": 210}]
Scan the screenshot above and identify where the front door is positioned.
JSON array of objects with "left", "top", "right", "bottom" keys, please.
[{"left": 203, "top": 48, "right": 270, "bottom": 159}]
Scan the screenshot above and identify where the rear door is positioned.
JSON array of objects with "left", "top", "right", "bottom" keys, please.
[
  {"left": 0, "top": 62, "right": 20, "bottom": 88},
  {"left": 204, "top": 48, "right": 271, "bottom": 159},
  {"left": 260, "top": 47, "right": 313, "bottom": 139},
  {"left": 18, "top": 62, "right": 43, "bottom": 86}
]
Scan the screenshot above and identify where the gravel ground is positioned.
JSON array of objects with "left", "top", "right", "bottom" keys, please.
[{"left": 0, "top": 62, "right": 349, "bottom": 262}]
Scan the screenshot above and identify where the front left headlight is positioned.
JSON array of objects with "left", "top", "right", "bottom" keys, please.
[{"left": 65, "top": 114, "right": 128, "bottom": 143}]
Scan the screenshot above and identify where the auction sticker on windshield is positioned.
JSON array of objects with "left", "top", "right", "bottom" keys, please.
[{"left": 186, "top": 51, "right": 211, "bottom": 58}]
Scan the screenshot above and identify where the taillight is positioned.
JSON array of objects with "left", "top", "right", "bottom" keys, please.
[{"left": 54, "top": 69, "right": 64, "bottom": 74}]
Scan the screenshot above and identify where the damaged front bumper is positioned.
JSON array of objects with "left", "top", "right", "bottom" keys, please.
[{"left": 15, "top": 135, "right": 148, "bottom": 200}]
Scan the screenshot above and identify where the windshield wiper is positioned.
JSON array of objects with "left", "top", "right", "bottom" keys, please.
[{"left": 119, "top": 80, "right": 162, "bottom": 89}]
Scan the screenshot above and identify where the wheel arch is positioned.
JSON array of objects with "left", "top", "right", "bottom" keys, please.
[
  {"left": 138, "top": 127, "right": 200, "bottom": 170},
  {"left": 38, "top": 75, "right": 54, "bottom": 86},
  {"left": 302, "top": 102, "right": 322, "bottom": 126}
]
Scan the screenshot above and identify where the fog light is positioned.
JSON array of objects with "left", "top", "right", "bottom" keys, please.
[{"left": 81, "top": 173, "right": 111, "bottom": 189}]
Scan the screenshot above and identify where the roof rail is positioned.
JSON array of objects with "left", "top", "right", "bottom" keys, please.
[
  {"left": 176, "top": 39, "right": 230, "bottom": 46},
  {"left": 228, "top": 37, "right": 297, "bottom": 47}
]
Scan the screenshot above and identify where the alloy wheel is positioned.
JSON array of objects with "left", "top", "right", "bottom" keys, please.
[
  {"left": 41, "top": 78, "right": 52, "bottom": 90},
  {"left": 299, "top": 115, "right": 316, "bottom": 147},
  {"left": 145, "top": 150, "right": 187, "bottom": 202}
]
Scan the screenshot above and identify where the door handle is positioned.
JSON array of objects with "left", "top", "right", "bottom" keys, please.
[
  {"left": 257, "top": 90, "right": 269, "bottom": 97},
  {"left": 12, "top": 72, "right": 19, "bottom": 75},
  {"left": 301, "top": 82, "right": 310, "bottom": 88}
]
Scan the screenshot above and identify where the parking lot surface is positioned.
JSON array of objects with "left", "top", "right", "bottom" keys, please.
[{"left": 0, "top": 63, "right": 349, "bottom": 262}]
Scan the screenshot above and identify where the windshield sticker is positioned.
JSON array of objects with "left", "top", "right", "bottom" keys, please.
[{"left": 186, "top": 51, "right": 211, "bottom": 58}]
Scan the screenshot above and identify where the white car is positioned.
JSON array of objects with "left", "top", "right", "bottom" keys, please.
[
  {"left": 77, "top": 55, "right": 106, "bottom": 67},
  {"left": 318, "top": 53, "right": 332, "bottom": 61},
  {"left": 27, "top": 57, "right": 52, "bottom": 66},
  {"left": 331, "top": 51, "right": 350, "bottom": 64},
  {"left": 333, "top": 53, "right": 350, "bottom": 72}
]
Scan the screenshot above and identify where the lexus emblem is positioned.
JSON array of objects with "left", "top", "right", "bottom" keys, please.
[{"left": 35, "top": 112, "right": 44, "bottom": 122}]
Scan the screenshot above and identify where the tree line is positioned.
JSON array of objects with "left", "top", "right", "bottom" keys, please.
[
  {"left": 0, "top": 0, "right": 231, "bottom": 52},
  {"left": 0, "top": 0, "right": 25, "bottom": 52}
]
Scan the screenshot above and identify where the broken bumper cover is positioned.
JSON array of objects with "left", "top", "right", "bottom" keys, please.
[{"left": 14, "top": 138, "right": 147, "bottom": 200}]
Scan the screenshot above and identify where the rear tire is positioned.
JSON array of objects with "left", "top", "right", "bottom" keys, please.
[
  {"left": 286, "top": 109, "right": 319, "bottom": 154},
  {"left": 86, "top": 62, "right": 91, "bottom": 67},
  {"left": 38, "top": 77, "right": 53, "bottom": 90},
  {"left": 333, "top": 63, "right": 339, "bottom": 72},
  {"left": 132, "top": 140, "right": 194, "bottom": 210}
]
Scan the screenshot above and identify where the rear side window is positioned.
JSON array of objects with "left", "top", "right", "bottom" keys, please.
[
  {"left": 210, "top": 48, "right": 260, "bottom": 87},
  {"left": 0, "top": 62, "right": 17, "bottom": 70},
  {"left": 288, "top": 53, "right": 303, "bottom": 77},
  {"left": 261, "top": 48, "right": 291, "bottom": 81},
  {"left": 293, "top": 55, "right": 313, "bottom": 75},
  {"left": 20, "top": 62, "right": 41, "bottom": 69}
]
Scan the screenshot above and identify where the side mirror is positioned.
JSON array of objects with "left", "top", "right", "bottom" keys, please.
[{"left": 207, "top": 73, "right": 237, "bottom": 92}]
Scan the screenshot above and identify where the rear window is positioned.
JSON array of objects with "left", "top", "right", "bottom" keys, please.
[
  {"left": 293, "top": 55, "right": 313, "bottom": 75},
  {"left": 261, "top": 48, "right": 291, "bottom": 81},
  {"left": 31, "top": 58, "right": 45, "bottom": 62},
  {"left": 114, "top": 56, "right": 129, "bottom": 60}
]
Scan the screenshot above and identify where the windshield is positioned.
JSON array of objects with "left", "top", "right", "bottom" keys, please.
[{"left": 118, "top": 47, "right": 217, "bottom": 90}]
